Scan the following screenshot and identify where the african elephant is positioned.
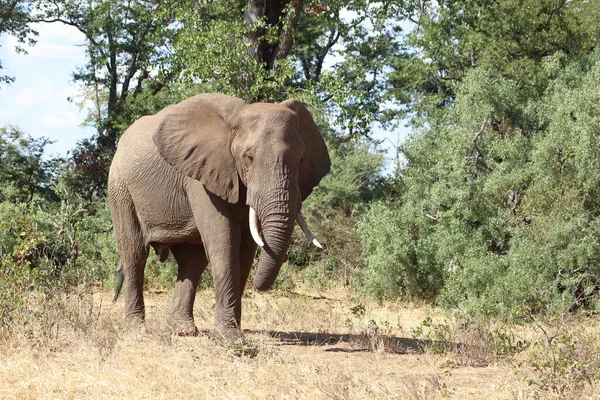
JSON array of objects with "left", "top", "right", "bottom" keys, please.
[{"left": 108, "top": 93, "right": 330, "bottom": 338}]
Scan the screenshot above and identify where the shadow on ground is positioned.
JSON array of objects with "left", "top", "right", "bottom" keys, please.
[{"left": 245, "top": 330, "right": 430, "bottom": 354}]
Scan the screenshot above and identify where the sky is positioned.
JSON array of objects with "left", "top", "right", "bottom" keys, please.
[{"left": 0, "top": 23, "right": 94, "bottom": 157}]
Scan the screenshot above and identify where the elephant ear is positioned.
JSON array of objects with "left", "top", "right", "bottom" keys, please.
[
  {"left": 153, "top": 94, "right": 245, "bottom": 203},
  {"left": 281, "top": 100, "right": 331, "bottom": 201}
]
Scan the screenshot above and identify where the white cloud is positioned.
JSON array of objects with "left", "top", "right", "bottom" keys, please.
[
  {"left": 11, "top": 81, "right": 81, "bottom": 107},
  {"left": 41, "top": 111, "right": 80, "bottom": 128},
  {"left": 0, "top": 109, "right": 22, "bottom": 121},
  {"left": 36, "top": 22, "right": 84, "bottom": 42},
  {"left": 14, "top": 87, "right": 34, "bottom": 106},
  {"left": 6, "top": 23, "right": 86, "bottom": 61},
  {"left": 0, "top": 22, "right": 92, "bottom": 156},
  {"left": 29, "top": 41, "right": 84, "bottom": 60}
]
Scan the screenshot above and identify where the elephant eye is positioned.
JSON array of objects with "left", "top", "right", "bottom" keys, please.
[{"left": 243, "top": 151, "right": 253, "bottom": 161}]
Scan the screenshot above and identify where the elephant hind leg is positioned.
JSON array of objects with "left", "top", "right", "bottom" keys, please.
[
  {"left": 168, "top": 242, "right": 208, "bottom": 336},
  {"left": 109, "top": 179, "right": 149, "bottom": 321}
]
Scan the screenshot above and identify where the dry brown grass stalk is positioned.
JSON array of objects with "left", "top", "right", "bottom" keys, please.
[{"left": 1, "top": 289, "right": 597, "bottom": 399}]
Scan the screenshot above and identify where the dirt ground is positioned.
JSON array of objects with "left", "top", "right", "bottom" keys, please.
[{"left": 0, "top": 288, "right": 594, "bottom": 399}]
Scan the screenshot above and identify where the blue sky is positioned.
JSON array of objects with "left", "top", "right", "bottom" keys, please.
[{"left": 0, "top": 23, "right": 94, "bottom": 157}]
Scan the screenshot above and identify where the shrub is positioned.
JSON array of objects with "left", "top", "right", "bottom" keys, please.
[
  {"left": 355, "top": 201, "right": 442, "bottom": 301},
  {"left": 356, "top": 51, "right": 600, "bottom": 317},
  {"left": 0, "top": 191, "right": 118, "bottom": 330}
]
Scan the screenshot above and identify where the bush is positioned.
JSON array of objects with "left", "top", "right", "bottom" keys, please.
[
  {"left": 354, "top": 51, "right": 600, "bottom": 317},
  {"left": 356, "top": 201, "right": 442, "bottom": 301},
  {"left": 0, "top": 205, "right": 44, "bottom": 327},
  {"left": 0, "top": 189, "right": 120, "bottom": 330}
]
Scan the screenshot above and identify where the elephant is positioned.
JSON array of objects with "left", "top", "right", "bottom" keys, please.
[{"left": 108, "top": 93, "right": 330, "bottom": 338}]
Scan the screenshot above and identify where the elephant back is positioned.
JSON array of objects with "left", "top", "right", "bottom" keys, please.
[
  {"left": 115, "top": 108, "right": 173, "bottom": 166},
  {"left": 111, "top": 107, "right": 181, "bottom": 189}
]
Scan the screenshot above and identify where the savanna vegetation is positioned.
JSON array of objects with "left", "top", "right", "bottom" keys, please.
[{"left": 2, "top": 0, "right": 600, "bottom": 398}]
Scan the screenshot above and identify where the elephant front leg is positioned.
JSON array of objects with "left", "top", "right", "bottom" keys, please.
[
  {"left": 208, "top": 238, "right": 244, "bottom": 340},
  {"left": 238, "top": 228, "right": 259, "bottom": 299},
  {"left": 168, "top": 243, "right": 208, "bottom": 336},
  {"left": 188, "top": 186, "right": 244, "bottom": 340}
]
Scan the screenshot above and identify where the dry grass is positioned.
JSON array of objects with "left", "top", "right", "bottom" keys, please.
[{"left": 0, "top": 288, "right": 597, "bottom": 399}]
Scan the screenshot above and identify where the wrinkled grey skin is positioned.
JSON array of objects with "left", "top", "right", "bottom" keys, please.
[{"left": 108, "top": 93, "right": 330, "bottom": 338}]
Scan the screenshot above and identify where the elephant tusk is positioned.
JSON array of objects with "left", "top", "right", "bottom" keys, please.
[
  {"left": 249, "top": 207, "right": 264, "bottom": 247},
  {"left": 296, "top": 212, "right": 323, "bottom": 249}
]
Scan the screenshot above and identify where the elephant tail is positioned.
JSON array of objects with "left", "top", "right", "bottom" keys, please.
[{"left": 112, "top": 263, "right": 125, "bottom": 303}]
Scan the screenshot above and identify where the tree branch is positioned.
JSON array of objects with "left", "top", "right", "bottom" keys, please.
[
  {"left": 313, "top": 26, "right": 341, "bottom": 82},
  {"left": 0, "top": 0, "right": 20, "bottom": 34},
  {"left": 35, "top": 18, "right": 108, "bottom": 59},
  {"left": 270, "top": 0, "right": 303, "bottom": 71},
  {"left": 469, "top": 116, "right": 491, "bottom": 172},
  {"left": 421, "top": 208, "right": 438, "bottom": 222}
]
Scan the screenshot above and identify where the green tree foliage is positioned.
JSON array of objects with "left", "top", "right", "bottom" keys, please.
[
  {"left": 356, "top": 200, "right": 441, "bottom": 300},
  {"left": 389, "top": 0, "right": 600, "bottom": 115},
  {"left": 0, "top": 126, "right": 61, "bottom": 203},
  {"left": 166, "top": 0, "right": 302, "bottom": 102},
  {"left": 357, "top": 0, "right": 600, "bottom": 316},
  {"left": 37, "top": 0, "right": 179, "bottom": 149},
  {"left": 440, "top": 52, "right": 600, "bottom": 315},
  {"left": 294, "top": 0, "right": 407, "bottom": 137}
]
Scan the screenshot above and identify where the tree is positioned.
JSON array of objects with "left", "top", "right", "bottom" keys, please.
[
  {"left": 166, "top": 0, "right": 302, "bottom": 102},
  {"left": 356, "top": 0, "right": 600, "bottom": 314},
  {"left": 0, "top": 0, "right": 37, "bottom": 85},
  {"left": 389, "top": 0, "right": 600, "bottom": 117},
  {"left": 244, "top": 0, "right": 304, "bottom": 75},
  {"left": 293, "top": 0, "right": 407, "bottom": 138},
  {"left": 37, "top": 0, "right": 178, "bottom": 151},
  {"left": 0, "top": 126, "right": 60, "bottom": 203},
  {"left": 35, "top": 0, "right": 182, "bottom": 201}
]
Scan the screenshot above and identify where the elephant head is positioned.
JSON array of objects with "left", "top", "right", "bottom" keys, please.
[{"left": 152, "top": 93, "right": 330, "bottom": 290}]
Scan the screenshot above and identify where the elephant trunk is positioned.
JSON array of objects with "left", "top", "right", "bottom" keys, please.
[{"left": 252, "top": 204, "right": 297, "bottom": 291}]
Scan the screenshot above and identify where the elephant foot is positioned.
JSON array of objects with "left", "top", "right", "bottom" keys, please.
[
  {"left": 212, "top": 325, "right": 244, "bottom": 342},
  {"left": 169, "top": 318, "right": 199, "bottom": 337},
  {"left": 212, "top": 327, "right": 262, "bottom": 357},
  {"left": 121, "top": 313, "right": 148, "bottom": 336},
  {"left": 124, "top": 311, "right": 146, "bottom": 326}
]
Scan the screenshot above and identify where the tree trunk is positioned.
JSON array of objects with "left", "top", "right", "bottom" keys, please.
[{"left": 244, "top": 0, "right": 304, "bottom": 71}]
